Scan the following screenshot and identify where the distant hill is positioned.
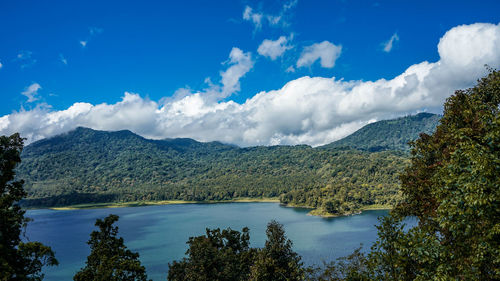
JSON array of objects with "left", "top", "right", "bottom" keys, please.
[
  {"left": 322, "top": 113, "right": 441, "bottom": 151},
  {"left": 15, "top": 113, "right": 440, "bottom": 213}
]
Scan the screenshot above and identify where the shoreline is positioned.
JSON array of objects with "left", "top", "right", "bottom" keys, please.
[
  {"left": 28, "top": 199, "right": 391, "bottom": 218},
  {"left": 309, "top": 204, "right": 393, "bottom": 218},
  {"left": 295, "top": 204, "right": 393, "bottom": 218},
  {"left": 37, "top": 197, "right": 280, "bottom": 210}
]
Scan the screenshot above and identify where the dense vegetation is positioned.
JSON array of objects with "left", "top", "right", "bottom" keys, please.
[
  {"left": 380, "top": 69, "right": 499, "bottom": 279},
  {"left": 168, "top": 221, "right": 303, "bottom": 281},
  {"left": 279, "top": 150, "right": 405, "bottom": 215},
  {"left": 16, "top": 113, "right": 439, "bottom": 215},
  {"left": 0, "top": 134, "right": 58, "bottom": 280}
]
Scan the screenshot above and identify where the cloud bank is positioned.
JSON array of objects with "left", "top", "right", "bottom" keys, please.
[{"left": 1, "top": 23, "right": 500, "bottom": 147}]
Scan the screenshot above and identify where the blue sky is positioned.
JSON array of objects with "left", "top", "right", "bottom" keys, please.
[{"left": 1, "top": 0, "right": 500, "bottom": 146}]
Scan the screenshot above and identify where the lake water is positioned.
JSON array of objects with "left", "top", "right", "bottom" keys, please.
[{"left": 25, "top": 203, "right": 394, "bottom": 280}]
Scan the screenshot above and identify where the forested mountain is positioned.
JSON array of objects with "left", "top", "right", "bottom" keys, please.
[
  {"left": 17, "top": 113, "right": 438, "bottom": 214},
  {"left": 322, "top": 112, "right": 440, "bottom": 151}
]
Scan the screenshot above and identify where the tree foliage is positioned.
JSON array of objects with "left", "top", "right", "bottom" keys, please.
[
  {"left": 74, "top": 214, "right": 149, "bottom": 281},
  {"left": 168, "top": 227, "right": 256, "bottom": 281},
  {"left": 168, "top": 221, "right": 303, "bottom": 281},
  {"left": 387, "top": 69, "right": 500, "bottom": 279},
  {"left": 249, "top": 220, "right": 303, "bottom": 281},
  {"left": 0, "top": 133, "right": 58, "bottom": 281}
]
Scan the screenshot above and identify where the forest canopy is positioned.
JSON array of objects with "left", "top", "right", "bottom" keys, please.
[{"left": 16, "top": 113, "right": 439, "bottom": 216}]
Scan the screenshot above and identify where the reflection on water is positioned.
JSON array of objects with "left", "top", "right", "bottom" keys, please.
[{"left": 25, "top": 203, "right": 401, "bottom": 281}]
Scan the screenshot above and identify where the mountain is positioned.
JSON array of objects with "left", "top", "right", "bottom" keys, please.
[
  {"left": 15, "top": 113, "right": 439, "bottom": 214},
  {"left": 322, "top": 112, "right": 441, "bottom": 151}
]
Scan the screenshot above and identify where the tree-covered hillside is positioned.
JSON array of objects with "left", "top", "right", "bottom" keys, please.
[
  {"left": 16, "top": 113, "right": 437, "bottom": 214},
  {"left": 322, "top": 112, "right": 440, "bottom": 151}
]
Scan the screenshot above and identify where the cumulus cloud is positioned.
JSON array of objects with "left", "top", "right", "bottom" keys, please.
[
  {"left": 258, "top": 36, "right": 293, "bottom": 60},
  {"left": 383, "top": 32, "right": 399, "bottom": 52},
  {"left": 1, "top": 23, "right": 500, "bottom": 147},
  {"left": 21, "top": 83, "right": 41, "bottom": 103},
  {"left": 297, "top": 41, "right": 342, "bottom": 68},
  {"left": 220, "top": 47, "right": 254, "bottom": 98},
  {"left": 172, "top": 47, "right": 254, "bottom": 102}
]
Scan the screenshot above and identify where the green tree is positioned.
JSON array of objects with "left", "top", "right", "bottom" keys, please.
[
  {"left": 370, "top": 69, "right": 500, "bottom": 280},
  {"left": 323, "top": 199, "right": 340, "bottom": 214},
  {"left": 168, "top": 227, "right": 256, "bottom": 281},
  {"left": 74, "top": 214, "right": 149, "bottom": 281},
  {"left": 0, "top": 133, "right": 58, "bottom": 281},
  {"left": 249, "top": 220, "right": 303, "bottom": 281}
]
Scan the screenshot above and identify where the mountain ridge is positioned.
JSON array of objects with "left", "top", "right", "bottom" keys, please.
[
  {"left": 28, "top": 112, "right": 440, "bottom": 152},
  {"left": 322, "top": 112, "right": 441, "bottom": 151},
  {"left": 17, "top": 113, "right": 440, "bottom": 211}
]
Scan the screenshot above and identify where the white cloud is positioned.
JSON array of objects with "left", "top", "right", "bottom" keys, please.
[
  {"left": 17, "top": 51, "right": 32, "bottom": 60},
  {"left": 243, "top": 0, "right": 297, "bottom": 31},
  {"left": 266, "top": 15, "right": 281, "bottom": 26},
  {"left": 21, "top": 83, "right": 41, "bottom": 103},
  {"left": 383, "top": 32, "right": 399, "bottom": 52},
  {"left": 283, "top": 0, "right": 298, "bottom": 11},
  {"left": 258, "top": 36, "right": 293, "bottom": 60},
  {"left": 220, "top": 47, "right": 254, "bottom": 98},
  {"left": 0, "top": 61, "right": 3, "bottom": 69},
  {"left": 79, "top": 27, "right": 103, "bottom": 48},
  {"left": 16, "top": 50, "right": 36, "bottom": 69},
  {"left": 89, "top": 27, "right": 103, "bottom": 36},
  {"left": 243, "top": 6, "right": 263, "bottom": 30},
  {"left": 297, "top": 41, "right": 342, "bottom": 68},
  {"left": 286, "top": 65, "right": 295, "bottom": 73},
  {"left": 1, "top": 23, "right": 500, "bottom": 147},
  {"left": 59, "top": 54, "right": 68, "bottom": 65},
  {"left": 165, "top": 47, "right": 254, "bottom": 104}
]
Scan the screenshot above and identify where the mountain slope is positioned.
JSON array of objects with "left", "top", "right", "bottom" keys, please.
[
  {"left": 322, "top": 113, "right": 441, "bottom": 151},
  {"left": 16, "top": 113, "right": 439, "bottom": 213},
  {"left": 17, "top": 130, "right": 406, "bottom": 210}
]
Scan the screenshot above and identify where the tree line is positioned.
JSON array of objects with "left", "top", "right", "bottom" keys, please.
[{"left": 19, "top": 133, "right": 408, "bottom": 216}]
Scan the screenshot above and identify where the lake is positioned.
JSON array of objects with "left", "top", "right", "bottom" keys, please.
[{"left": 26, "top": 203, "right": 394, "bottom": 280}]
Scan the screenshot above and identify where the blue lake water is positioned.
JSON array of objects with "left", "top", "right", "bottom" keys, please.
[{"left": 26, "top": 203, "right": 393, "bottom": 280}]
